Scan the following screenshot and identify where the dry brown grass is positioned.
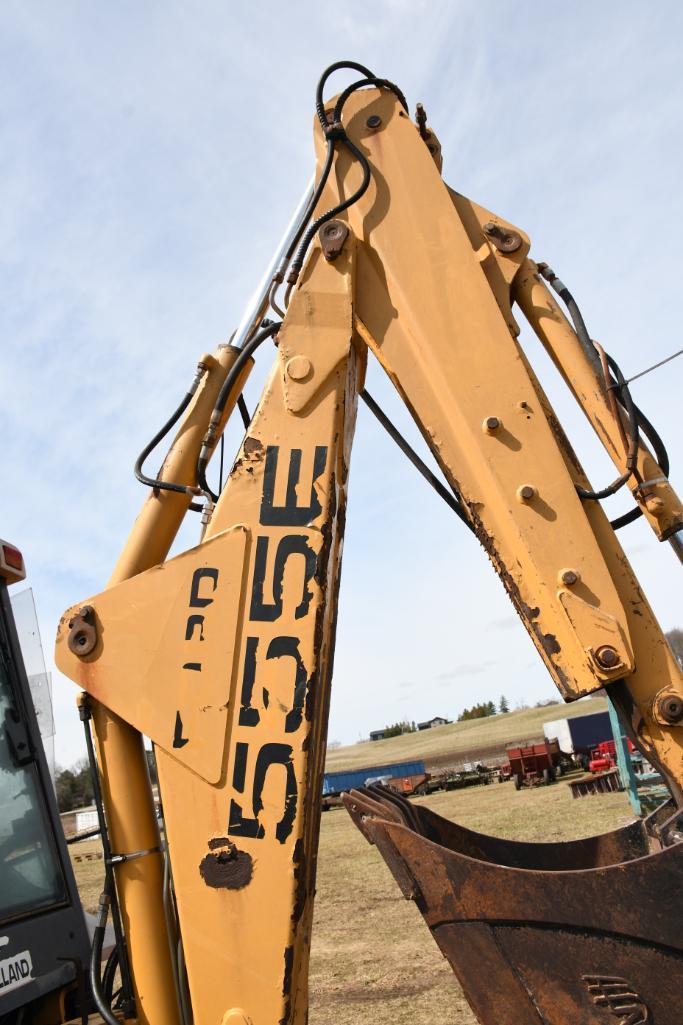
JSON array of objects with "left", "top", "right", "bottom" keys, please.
[
  {"left": 309, "top": 780, "right": 631, "bottom": 1024},
  {"left": 325, "top": 696, "right": 607, "bottom": 772},
  {"left": 68, "top": 838, "right": 105, "bottom": 915},
  {"left": 71, "top": 777, "right": 632, "bottom": 1023}
]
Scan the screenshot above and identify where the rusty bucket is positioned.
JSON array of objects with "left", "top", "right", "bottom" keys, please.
[{"left": 343, "top": 786, "right": 683, "bottom": 1024}]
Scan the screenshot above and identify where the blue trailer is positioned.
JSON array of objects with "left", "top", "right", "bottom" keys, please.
[{"left": 323, "top": 759, "right": 426, "bottom": 797}]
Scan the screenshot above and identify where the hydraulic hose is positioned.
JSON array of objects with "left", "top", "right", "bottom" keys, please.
[
  {"left": 288, "top": 63, "right": 409, "bottom": 286},
  {"left": 90, "top": 875, "right": 121, "bottom": 1025},
  {"left": 134, "top": 361, "right": 207, "bottom": 498},
  {"left": 196, "top": 321, "right": 281, "bottom": 501}
]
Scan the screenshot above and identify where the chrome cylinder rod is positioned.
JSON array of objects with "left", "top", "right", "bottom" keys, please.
[
  {"left": 669, "top": 530, "right": 683, "bottom": 565},
  {"left": 231, "top": 177, "right": 315, "bottom": 350}
]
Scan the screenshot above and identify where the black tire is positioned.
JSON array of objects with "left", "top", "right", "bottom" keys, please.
[
  {"left": 543, "top": 768, "right": 551, "bottom": 784},
  {"left": 513, "top": 773, "right": 522, "bottom": 791},
  {"left": 497, "top": 775, "right": 503, "bottom": 783}
]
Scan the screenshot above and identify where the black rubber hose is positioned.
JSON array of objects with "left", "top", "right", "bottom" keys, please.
[
  {"left": 134, "top": 391, "right": 195, "bottom": 495},
  {"left": 332, "top": 75, "right": 408, "bottom": 122},
  {"left": 196, "top": 321, "right": 281, "bottom": 501},
  {"left": 537, "top": 263, "right": 642, "bottom": 502},
  {"left": 102, "top": 945, "right": 121, "bottom": 1006},
  {"left": 289, "top": 134, "right": 371, "bottom": 279},
  {"left": 315, "top": 61, "right": 376, "bottom": 128},
  {"left": 609, "top": 405, "right": 670, "bottom": 529},
  {"left": 237, "top": 395, "right": 251, "bottom": 429},
  {"left": 134, "top": 363, "right": 208, "bottom": 496},
  {"left": 576, "top": 354, "right": 638, "bottom": 501},
  {"left": 89, "top": 874, "right": 120, "bottom": 1025},
  {"left": 361, "top": 390, "right": 474, "bottom": 532},
  {"left": 285, "top": 140, "right": 335, "bottom": 262},
  {"left": 290, "top": 63, "right": 407, "bottom": 282}
]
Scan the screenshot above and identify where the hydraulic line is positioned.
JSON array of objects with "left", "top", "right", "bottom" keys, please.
[
  {"left": 535, "top": 262, "right": 676, "bottom": 529},
  {"left": 288, "top": 63, "right": 409, "bottom": 286},
  {"left": 361, "top": 390, "right": 474, "bottom": 532},
  {"left": 134, "top": 360, "right": 208, "bottom": 505},
  {"left": 197, "top": 320, "right": 280, "bottom": 501}
]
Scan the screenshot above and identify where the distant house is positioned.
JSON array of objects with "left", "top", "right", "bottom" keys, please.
[
  {"left": 369, "top": 729, "right": 388, "bottom": 742},
  {"left": 417, "top": 716, "right": 451, "bottom": 731}
]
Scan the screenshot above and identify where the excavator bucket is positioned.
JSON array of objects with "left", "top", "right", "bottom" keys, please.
[{"left": 343, "top": 787, "right": 683, "bottom": 1025}]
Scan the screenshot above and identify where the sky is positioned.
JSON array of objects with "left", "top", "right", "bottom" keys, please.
[{"left": 1, "top": 1, "right": 682, "bottom": 768}]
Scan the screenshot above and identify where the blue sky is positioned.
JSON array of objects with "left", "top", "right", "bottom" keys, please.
[{"left": 1, "top": 2, "right": 681, "bottom": 767}]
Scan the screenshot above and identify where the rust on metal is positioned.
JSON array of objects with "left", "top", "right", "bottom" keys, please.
[
  {"left": 594, "top": 644, "right": 620, "bottom": 669},
  {"left": 657, "top": 691, "right": 683, "bottom": 725},
  {"left": 319, "top": 219, "right": 350, "bottom": 261},
  {"left": 483, "top": 220, "right": 523, "bottom": 253},
  {"left": 199, "top": 838, "right": 253, "bottom": 890},
  {"left": 346, "top": 786, "right": 683, "bottom": 1025},
  {"left": 67, "top": 605, "right": 97, "bottom": 657}
]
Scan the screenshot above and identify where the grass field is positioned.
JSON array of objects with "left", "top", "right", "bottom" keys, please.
[
  {"left": 70, "top": 774, "right": 632, "bottom": 1024},
  {"left": 325, "top": 695, "right": 607, "bottom": 772}
]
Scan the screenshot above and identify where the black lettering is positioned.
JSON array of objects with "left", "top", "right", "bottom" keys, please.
[
  {"left": 182, "top": 662, "right": 201, "bottom": 672},
  {"left": 173, "top": 711, "right": 189, "bottom": 748},
  {"left": 253, "top": 743, "right": 298, "bottom": 843},
  {"left": 267, "top": 637, "right": 307, "bottom": 734},
  {"left": 185, "top": 614, "right": 205, "bottom": 641},
  {"left": 249, "top": 535, "right": 317, "bottom": 622},
  {"left": 228, "top": 743, "right": 297, "bottom": 843},
  {"left": 260, "top": 446, "right": 327, "bottom": 526},
  {"left": 238, "top": 636, "right": 307, "bottom": 733},
  {"left": 238, "top": 638, "right": 260, "bottom": 727},
  {"left": 229, "top": 742, "right": 264, "bottom": 839},
  {"left": 190, "top": 567, "right": 219, "bottom": 608}
]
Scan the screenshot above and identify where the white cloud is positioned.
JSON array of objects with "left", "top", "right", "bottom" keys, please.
[{"left": 1, "top": 1, "right": 681, "bottom": 765}]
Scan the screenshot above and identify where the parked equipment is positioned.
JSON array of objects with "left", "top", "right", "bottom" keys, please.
[
  {"left": 543, "top": 711, "right": 613, "bottom": 769},
  {"left": 506, "top": 740, "right": 563, "bottom": 789},
  {"left": 0, "top": 544, "right": 91, "bottom": 1021},
  {"left": 321, "top": 760, "right": 426, "bottom": 808}
]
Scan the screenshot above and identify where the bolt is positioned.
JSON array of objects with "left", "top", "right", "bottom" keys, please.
[
  {"left": 657, "top": 692, "right": 683, "bottom": 725},
  {"left": 559, "top": 569, "right": 580, "bottom": 587},
  {"left": 285, "top": 355, "right": 312, "bottom": 382},
  {"left": 366, "top": 114, "right": 382, "bottom": 130},
  {"left": 321, "top": 222, "right": 344, "bottom": 241},
  {"left": 483, "top": 416, "right": 500, "bottom": 433},
  {"left": 517, "top": 484, "right": 536, "bottom": 502},
  {"left": 594, "top": 645, "right": 620, "bottom": 670}
]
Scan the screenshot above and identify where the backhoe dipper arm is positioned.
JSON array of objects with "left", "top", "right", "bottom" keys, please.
[{"left": 56, "top": 73, "right": 682, "bottom": 1025}]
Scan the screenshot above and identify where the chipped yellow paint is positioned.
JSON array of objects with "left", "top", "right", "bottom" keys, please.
[{"left": 56, "top": 84, "right": 683, "bottom": 1025}]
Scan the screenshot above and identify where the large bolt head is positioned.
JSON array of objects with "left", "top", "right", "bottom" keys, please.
[
  {"left": 594, "top": 645, "right": 620, "bottom": 669},
  {"left": 657, "top": 692, "right": 683, "bottom": 725}
]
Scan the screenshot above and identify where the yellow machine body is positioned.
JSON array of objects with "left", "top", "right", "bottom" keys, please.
[{"left": 55, "top": 82, "right": 683, "bottom": 1025}]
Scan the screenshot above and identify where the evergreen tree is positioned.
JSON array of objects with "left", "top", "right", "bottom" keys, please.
[{"left": 499, "top": 695, "right": 510, "bottom": 713}]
